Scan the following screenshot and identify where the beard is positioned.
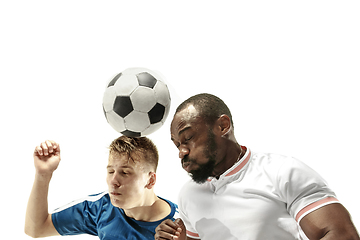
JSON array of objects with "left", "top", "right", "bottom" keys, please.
[{"left": 188, "top": 130, "right": 218, "bottom": 184}]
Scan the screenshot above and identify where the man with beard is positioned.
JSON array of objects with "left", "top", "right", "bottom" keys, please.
[
  {"left": 155, "top": 93, "right": 359, "bottom": 240},
  {"left": 182, "top": 128, "right": 217, "bottom": 184}
]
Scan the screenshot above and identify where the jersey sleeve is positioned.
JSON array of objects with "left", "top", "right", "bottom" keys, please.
[
  {"left": 178, "top": 183, "right": 201, "bottom": 239},
  {"left": 51, "top": 193, "right": 105, "bottom": 236},
  {"left": 178, "top": 206, "right": 201, "bottom": 239},
  {"left": 276, "top": 157, "right": 339, "bottom": 223}
]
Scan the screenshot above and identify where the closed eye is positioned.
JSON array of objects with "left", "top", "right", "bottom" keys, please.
[{"left": 185, "top": 135, "right": 193, "bottom": 141}]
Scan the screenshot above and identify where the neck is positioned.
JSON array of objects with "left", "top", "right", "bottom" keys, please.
[
  {"left": 123, "top": 193, "right": 170, "bottom": 222},
  {"left": 123, "top": 192, "right": 157, "bottom": 221},
  {"left": 213, "top": 142, "right": 243, "bottom": 178}
]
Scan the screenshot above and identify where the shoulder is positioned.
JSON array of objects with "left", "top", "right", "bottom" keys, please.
[
  {"left": 159, "top": 196, "right": 179, "bottom": 220},
  {"left": 250, "top": 151, "right": 310, "bottom": 174},
  {"left": 248, "top": 151, "right": 323, "bottom": 187},
  {"left": 51, "top": 191, "right": 112, "bottom": 236},
  {"left": 251, "top": 151, "right": 292, "bottom": 165},
  {"left": 247, "top": 151, "right": 292, "bottom": 176},
  {"left": 249, "top": 151, "right": 330, "bottom": 189},
  {"left": 51, "top": 191, "right": 110, "bottom": 214}
]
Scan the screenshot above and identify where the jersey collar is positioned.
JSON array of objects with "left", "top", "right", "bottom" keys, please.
[
  {"left": 224, "top": 146, "right": 251, "bottom": 177},
  {"left": 207, "top": 146, "right": 252, "bottom": 191}
]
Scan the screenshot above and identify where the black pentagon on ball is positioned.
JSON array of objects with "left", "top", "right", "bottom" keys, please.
[
  {"left": 148, "top": 103, "right": 165, "bottom": 124},
  {"left": 107, "top": 73, "right": 122, "bottom": 87},
  {"left": 121, "top": 130, "right": 142, "bottom": 138},
  {"left": 136, "top": 72, "right": 157, "bottom": 88},
  {"left": 113, "top": 96, "right": 133, "bottom": 118}
]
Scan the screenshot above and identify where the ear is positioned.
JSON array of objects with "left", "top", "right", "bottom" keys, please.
[
  {"left": 145, "top": 172, "right": 156, "bottom": 189},
  {"left": 218, "top": 114, "right": 232, "bottom": 136}
]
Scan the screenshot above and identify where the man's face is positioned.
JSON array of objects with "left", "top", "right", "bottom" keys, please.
[
  {"left": 171, "top": 105, "right": 219, "bottom": 183},
  {"left": 106, "top": 152, "right": 150, "bottom": 209}
]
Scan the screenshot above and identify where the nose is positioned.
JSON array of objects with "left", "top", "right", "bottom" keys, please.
[
  {"left": 179, "top": 145, "right": 190, "bottom": 160},
  {"left": 109, "top": 174, "right": 120, "bottom": 188}
]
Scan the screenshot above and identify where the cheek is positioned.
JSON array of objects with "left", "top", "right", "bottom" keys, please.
[
  {"left": 132, "top": 176, "right": 146, "bottom": 189},
  {"left": 190, "top": 145, "right": 209, "bottom": 163},
  {"left": 130, "top": 174, "right": 150, "bottom": 191},
  {"left": 106, "top": 175, "right": 111, "bottom": 185}
]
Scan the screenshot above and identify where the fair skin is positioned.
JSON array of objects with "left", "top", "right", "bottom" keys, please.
[
  {"left": 25, "top": 140, "right": 61, "bottom": 238},
  {"left": 107, "top": 152, "right": 170, "bottom": 222},
  {"left": 155, "top": 104, "right": 359, "bottom": 240},
  {"left": 25, "top": 140, "right": 170, "bottom": 238}
]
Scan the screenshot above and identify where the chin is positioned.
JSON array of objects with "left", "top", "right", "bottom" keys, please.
[
  {"left": 110, "top": 197, "right": 125, "bottom": 208},
  {"left": 111, "top": 197, "right": 139, "bottom": 210}
]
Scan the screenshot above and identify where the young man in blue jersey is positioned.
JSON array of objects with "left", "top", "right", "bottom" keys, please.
[{"left": 25, "top": 136, "right": 178, "bottom": 239}]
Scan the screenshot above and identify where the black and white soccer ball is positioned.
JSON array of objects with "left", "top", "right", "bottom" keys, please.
[{"left": 102, "top": 67, "right": 171, "bottom": 137}]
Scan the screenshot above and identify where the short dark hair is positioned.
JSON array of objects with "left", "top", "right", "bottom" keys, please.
[
  {"left": 176, "top": 93, "right": 233, "bottom": 127},
  {"left": 109, "top": 136, "right": 159, "bottom": 172}
]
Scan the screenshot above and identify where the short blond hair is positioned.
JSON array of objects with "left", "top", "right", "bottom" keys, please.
[{"left": 109, "top": 136, "right": 159, "bottom": 172}]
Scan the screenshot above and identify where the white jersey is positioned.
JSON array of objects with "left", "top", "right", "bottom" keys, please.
[{"left": 178, "top": 147, "right": 339, "bottom": 240}]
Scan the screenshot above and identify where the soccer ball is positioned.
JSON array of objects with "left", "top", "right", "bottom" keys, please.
[{"left": 102, "top": 67, "right": 171, "bottom": 137}]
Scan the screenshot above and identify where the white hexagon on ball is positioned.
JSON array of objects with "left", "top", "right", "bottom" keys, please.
[
  {"left": 124, "top": 111, "right": 151, "bottom": 132},
  {"left": 142, "top": 122, "right": 163, "bottom": 136},
  {"left": 105, "top": 111, "right": 126, "bottom": 133},
  {"left": 154, "top": 80, "right": 171, "bottom": 106},
  {"left": 113, "top": 74, "right": 138, "bottom": 96},
  {"left": 130, "top": 86, "right": 157, "bottom": 112},
  {"left": 102, "top": 87, "right": 117, "bottom": 113}
]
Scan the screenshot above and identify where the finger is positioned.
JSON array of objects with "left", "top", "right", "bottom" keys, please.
[
  {"left": 41, "top": 142, "right": 49, "bottom": 155},
  {"left": 47, "top": 140, "right": 57, "bottom": 146},
  {"left": 155, "top": 220, "right": 181, "bottom": 239},
  {"left": 167, "top": 219, "right": 181, "bottom": 229},
  {"left": 49, "top": 140, "right": 60, "bottom": 154},
  {"left": 34, "top": 145, "right": 43, "bottom": 156},
  {"left": 54, "top": 142, "right": 60, "bottom": 154},
  {"left": 155, "top": 230, "right": 179, "bottom": 240},
  {"left": 45, "top": 140, "right": 54, "bottom": 154},
  {"left": 156, "top": 219, "right": 179, "bottom": 233},
  {"left": 174, "top": 218, "right": 185, "bottom": 231}
]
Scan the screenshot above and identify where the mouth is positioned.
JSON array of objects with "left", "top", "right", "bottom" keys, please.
[
  {"left": 182, "top": 162, "right": 190, "bottom": 171},
  {"left": 110, "top": 192, "right": 121, "bottom": 196},
  {"left": 182, "top": 159, "right": 195, "bottom": 172}
]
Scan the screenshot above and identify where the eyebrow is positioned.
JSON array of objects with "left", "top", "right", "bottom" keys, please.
[
  {"left": 178, "top": 126, "right": 191, "bottom": 136},
  {"left": 106, "top": 165, "right": 133, "bottom": 169},
  {"left": 171, "top": 126, "right": 192, "bottom": 142}
]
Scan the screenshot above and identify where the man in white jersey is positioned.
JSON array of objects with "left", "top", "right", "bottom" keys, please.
[{"left": 155, "top": 93, "right": 359, "bottom": 240}]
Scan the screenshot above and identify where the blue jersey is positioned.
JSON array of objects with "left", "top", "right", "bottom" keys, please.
[{"left": 51, "top": 192, "right": 178, "bottom": 239}]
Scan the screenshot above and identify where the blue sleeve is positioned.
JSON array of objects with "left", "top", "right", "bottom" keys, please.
[{"left": 51, "top": 194, "right": 105, "bottom": 236}]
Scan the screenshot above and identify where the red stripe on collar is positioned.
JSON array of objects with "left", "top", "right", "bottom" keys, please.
[{"left": 225, "top": 147, "right": 251, "bottom": 177}]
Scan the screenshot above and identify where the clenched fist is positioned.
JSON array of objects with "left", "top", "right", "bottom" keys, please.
[{"left": 33, "top": 140, "right": 61, "bottom": 176}]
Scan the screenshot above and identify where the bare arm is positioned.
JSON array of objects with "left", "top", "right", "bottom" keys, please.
[
  {"left": 25, "top": 140, "right": 61, "bottom": 238},
  {"left": 300, "top": 203, "right": 359, "bottom": 240}
]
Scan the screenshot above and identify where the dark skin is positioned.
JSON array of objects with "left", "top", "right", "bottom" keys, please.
[
  {"left": 170, "top": 104, "right": 243, "bottom": 178},
  {"left": 300, "top": 203, "right": 359, "bottom": 240},
  {"left": 155, "top": 104, "right": 359, "bottom": 240}
]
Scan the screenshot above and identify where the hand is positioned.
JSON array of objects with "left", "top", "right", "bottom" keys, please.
[
  {"left": 33, "top": 140, "right": 61, "bottom": 176},
  {"left": 155, "top": 218, "right": 187, "bottom": 240}
]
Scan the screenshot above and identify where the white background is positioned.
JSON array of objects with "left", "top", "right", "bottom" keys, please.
[{"left": 0, "top": 1, "right": 359, "bottom": 239}]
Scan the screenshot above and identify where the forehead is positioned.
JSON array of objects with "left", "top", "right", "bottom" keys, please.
[
  {"left": 171, "top": 105, "right": 202, "bottom": 136},
  {"left": 108, "top": 152, "right": 140, "bottom": 168}
]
